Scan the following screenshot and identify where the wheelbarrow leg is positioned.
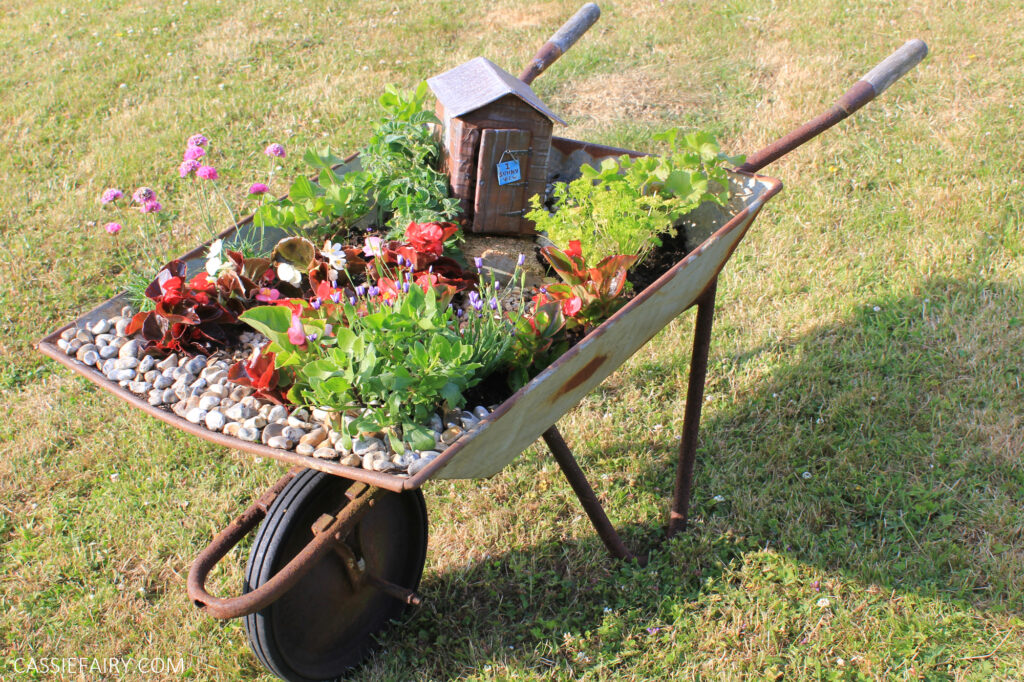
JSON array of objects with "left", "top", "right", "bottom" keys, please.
[
  {"left": 668, "top": 278, "right": 718, "bottom": 539},
  {"left": 542, "top": 426, "right": 635, "bottom": 561}
]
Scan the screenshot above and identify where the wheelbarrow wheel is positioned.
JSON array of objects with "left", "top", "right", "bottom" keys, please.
[{"left": 243, "top": 468, "right": 428, "bottom": 682}]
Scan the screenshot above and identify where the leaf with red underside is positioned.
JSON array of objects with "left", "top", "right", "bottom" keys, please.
[{"left": 228, "top": 347, "right": 289, "bottom": 404}]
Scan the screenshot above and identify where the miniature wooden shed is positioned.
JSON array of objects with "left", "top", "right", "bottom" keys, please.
[{"left": 428, "top": 57, "right": 566, "bottom": 236}]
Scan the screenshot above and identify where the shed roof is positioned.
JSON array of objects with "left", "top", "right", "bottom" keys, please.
[{"left": 427, "top": 57, "right": 566, "bottom": 126}]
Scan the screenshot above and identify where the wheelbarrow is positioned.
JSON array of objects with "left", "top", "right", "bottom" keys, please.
[{"left": 36, "top": 4, "right": 928, "bottom": 679}]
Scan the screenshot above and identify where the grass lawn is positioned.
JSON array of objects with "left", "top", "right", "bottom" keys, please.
[{"left": 2, "top": 0, "right": 1023, "bottom": 679}]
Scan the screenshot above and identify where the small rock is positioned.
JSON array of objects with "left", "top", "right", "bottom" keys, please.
[
  {"left": 184, "top": 356, "right": 207, "bottom": 375},
  {"left": 229, "top": 385, "right": 253, "bottom": 402},
  {"left": 99, "top": 345, "right": 119, "bottom": 359},
  {"left": 291, "top": 407, "right": 310, "bottom": 422},
  {"left": 408, "top": 455, "right": 436, "bottom": 476},
  {"left": 362, "top": 453, "right": 378, "bottom": 470},
  {"left": 205, "top": 410, "right": 227, "bottom": 431},
  {"left": 353, "top": 437, "right": 385, "bottom": 456},
  {"left": 266, "top": 405, "right": 288, "bottom": 423},
  {"left": 161, "top": 388, "right": 176, "bottom": 404},
  {"left": 128, "top": 380, "right": 152, "bottom": 394},
  {"left": 60, "top": 327, "right": 76, "bottom": 341},
  {"left": 118, "top": 339, "right": 140, "bottom": 359},
  {"left": 429, "top": 413, "right": 444, "bottom": 432},
  {"left": 110, "top": 336, "right": 128, "bottom": 350},
  {"left": 188, "top": 384, "right": 205, "bottom": 398},
  {"left": 313, "top": 447, "right": 338, "bottom": 460},
  {"left": 223, "top": 422, "right": 242, "bottom": 438},
  {"left": 109, "top": 368, "right": 136, "bottom": 382},
  {"left": 114, "top": 318, "right": 130, "bottom": 336},
  {"left": 56, "top": 339, "right": 70, "bottom": 352},
  {"left": 339, "top": 453, "right": 361, "bottom": 467},
  {"left": 76, "top": 329, "right": 95, "bottom": 344},
  {"left": 295, "top": 443, "right": 315, "bottom": 456},
  {"left": 189, "top": 377, "right": 208, "bottom": 391},
  {"left": 206, "top": 383, "right": 229, "bottom": 399},
  {"left": 172, "top": 401, "right": 189, "bottom": 417},
  {"left": 372, "top": 459, "right": 398, "bottom": 473},
  {"left": 240, "top": 396, "right": 259, "bottom": 410},
  {"left": 95, "top": 333, "right": 114, "bottom": 346},
  {"left": 156, "top": 354, "right": 178, "bottom": 371},
  {"left": 174, "top": 385, "right": 190, "bottom": 402},
  {"left": 90, "top": 319, "right": 112, "bottom": 335},
  {"left": 261, "top": 422, "right": 286, "bottom": 445},
  {"left": 224, "top": 403, "right": 256, "bottom": 421},
  {"left": 120, "top": 305, "right": 135, "bottom": 318},
  {"left": 138, "top": 355, "right": 156, "bottom": 373},
  {"left": 65, "top": 338, "right": 84, "bottom": 355},
  {"left": 473, "top": 405, "right": 489, "bottom": 420},
  {"left": 267, "top": 435, "right": 293, "bottom": 450},
  {"left": 282, "top": 426, "right": 306, "bottom": 442},
  {"left": 115, "top": 357, "right": 139, "bottom": 370},
  {"left": 185, "top": 408, "right": 207, "bottom": 424},
  {"left": 148, "top": 391, "right": 164, "bottom": 406},
  {"left": 243, "top": 415, "right": 268, "bottom": 430},
  {"left": 184, "top": 395, "right": 201, "bottom": 411},
  {"left": 238, "top": 426, "right": 259, "bottom": 442},
  {"left": 205, "top": 369, "right": 228, "bottom": 385},
  {"left": 220, "top": 398, "right": 235, "bottom": 409},
  {"left": 144, "top": 370, "right": 160, "bottom": 383},
  {"left": 287, "top": 416, "right": 313, "bottom": 429},
  {"left": 441, "top": 427, "right": 463, "bottom": 445},
  {"left": 153, "top": 375, "right": 173, "bottom": 390},
  {"left": 312, "top": 407, "right": 331, "bottom": 422},
  {"left": 198, "top": 395, "right": 221, "bottom": 411},
  {"left": 299, "top": 428, "right": 327, "bottom": 448}
]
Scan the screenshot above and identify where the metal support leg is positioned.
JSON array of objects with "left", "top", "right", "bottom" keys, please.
[
  {"left": 542, "top": 426, "right": 635, "bottom": 561},
  {"left": 667, "top": 278, "right": 718, "bottom": 538}
]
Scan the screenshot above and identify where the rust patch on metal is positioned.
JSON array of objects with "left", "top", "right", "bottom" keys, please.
[{"left": 552, "top": 354, "right": 608, "bottom": 401}]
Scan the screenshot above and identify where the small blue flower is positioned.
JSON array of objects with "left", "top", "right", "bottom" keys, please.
[
  {"left": 369, "top": 286, "right": 380, "bottom": 297},
  {"left": 488, "top": 297, "right": 498, "bottom": 310},
  {"left": 402, "top": 282, "right": 410, "bottom": 293},
  {"left": 309, "top": 297, "right": 321, "bottom": 310},
  {"left": 349, "top": 296, "right": 356, "bottom": 305},
  {"left": 456, "top": 308, "right": 464, "bottom": 318},
  {"left": 474, "top": 257, "right": 483, "bottom": 269},
  {"left": 517, "top": 253, "right": 526, "bottom": 266},
  {"left": 329, "top": 292, "right": 341, "bottom": 304},
  {"left": 306, "top": 333, "right": 318, "bottom": 342},
  {"left": 396, "top": 254, "right": 406, "bottom": 267},
  {"left": 355, "top": 285, "right": 367, "bottom": 297}
]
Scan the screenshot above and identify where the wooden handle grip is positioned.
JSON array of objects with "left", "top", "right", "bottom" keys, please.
[
  {"left": 860, "top": 39, "right": 928, "bottom": 95},
  {"left": 548, "top": 3, "right": 601, "bottom": 53}
]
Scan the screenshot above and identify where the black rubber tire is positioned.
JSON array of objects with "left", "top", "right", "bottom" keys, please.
[{"left": 243, "top": 469, "right": 428, "bottom": 682}]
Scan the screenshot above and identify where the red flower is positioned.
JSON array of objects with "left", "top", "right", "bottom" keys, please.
[
  {"left": 405, "top": 221, "right": 458, "bottom": 257},
  {"left": 561, "top": 295, "right": 583, "bottom": 317},
  {"left": 565, "top": 240, "right": 583, "bottom": 259}
]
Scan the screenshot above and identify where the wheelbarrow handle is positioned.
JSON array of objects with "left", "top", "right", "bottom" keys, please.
[
  {"left": 519, "top": 3, "right": 601, "bottom": 85},
  {"left": 186, "top": 469, "right": 383, "bottom": 620},
  {"left": 737, "top": 39, "right": 928, "bottom": 174}
]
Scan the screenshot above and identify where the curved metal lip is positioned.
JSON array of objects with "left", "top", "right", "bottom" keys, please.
[{"left": 36, "top": 147, "right": 782, "bottom": 494}]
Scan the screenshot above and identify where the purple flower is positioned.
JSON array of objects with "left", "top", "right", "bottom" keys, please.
[
  {"left": 401, "top": 282, "right": 410, "bottom": 293},
  {"left": 264, "top": 143, "right": 286, "bottom": 158},
  {"left": 104, "top": 222, "right": 122, "bottom": 234},
  {"left": 100, "top": 188, "right": 123, "bottom": 204},
  {"left": 494, "top": 281, "right": 501, "bottom": 290},
  {"left": 183, "top": 146, "right": 205, "bottom": 161},
  {"left": 646, "top": 627, "right": 661, "bottom": 636},
  {"left": 179, "top": 159, "right": 200, "bottom": 177},
  {"left": 474, "top": 257, "right": 483, "bottom": 269},
  {"left": 141, "top": 199, "right": 162, "bottom": 213},
  {"left": 196, "top": 165, "right": 218, "bottom": 180},
  {"left": 309, "top": 297, "right": 321, "bottom": 310},
  {"left": 187, "top": 133, "right": 208, "bottom": 147},
  {"left": 248, "top": 182, "right": 269, "bottom": 195},
  {"left": 369, "top": 286, "right": 380, "bottom": 297},
  {"left": 355, "top": 285, "right": 367, "bottom": 297},
  {"left": 517, "top": 253, "right": 526, "bottom": 266},
  {"left": 349, "top": 296, "right": 356, "bottom": 305},
  {"left": 329, "top": 292, "right": 341, "bottom": 304},
  {"left": 456, "top": 308, "right": 464, "bottom": 318},
  {"left": 488, "top": 297, "right": 498, "bottom": 310},
  {"left": 396, "top": 254, "right": 406, "bottom": 267},
  {"left": 306, "top": 333, "right": 318, "bottom": 343},
  {"left": 132, "top": 187, "right": 155, "bottom": 204}
]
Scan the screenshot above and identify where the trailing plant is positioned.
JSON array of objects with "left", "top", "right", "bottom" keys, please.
[{"left": 526, "top": 128, "right": 743, "bottom": 263}]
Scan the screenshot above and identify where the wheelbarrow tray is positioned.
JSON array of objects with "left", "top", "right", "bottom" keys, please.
[{"left": 37, "top": 137, "right": 781, "bottom": 493}]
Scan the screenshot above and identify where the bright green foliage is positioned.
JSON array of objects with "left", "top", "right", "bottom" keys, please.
[
  {"left": 507, "top": 301, "right": 568, "bottom": 391},
  {"left": 527, "top": 129, "right": 743, "bottom": 263},
  {"left": 253, "top": 82, "right": 459, "bottom": 240}
]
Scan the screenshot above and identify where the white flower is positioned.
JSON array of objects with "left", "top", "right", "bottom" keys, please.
[
  {"left": 713, "top": 495, "right": 726, "bottom": 503},
  {"left": 277, "top": 262, "right": 302, "bottom": 286},
  {"left": 802, "top": 471, "right": 812, "bottom": 479},
  {"left": 205, "top": 239, "right": 228, "bottom": 276},
  {"left": 817, "top": 597, "right": 830, "bottom": 608},
  {"left": 322, "top": 240, "right": 347, "bottom": 270}
]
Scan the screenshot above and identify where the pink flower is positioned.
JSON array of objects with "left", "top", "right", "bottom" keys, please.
[
  {"left": 132, "top": 187, "right": 155, "bottom": 203},
  {"left": 287, "top": 310, "right": 306, "bottom": 346},
  {"left": 141, "top": 199, "right": 163, "bottom": 213},
  {"left": 187, "top": 133, "right": 208, "bottom": 147},
  {"left": 255, "top": 287, "right": 280, "bottom": 302},
  {"left": 196, "top": 165, "right": 218, "bottom": 180},
  {"left": 264, "top": 143, "right": 286, "bottom": 158},
  {"left": 104, "top": 222, "right": 123, "bottom": 234},
  {"left": 248, "top": 182, "right": 269, "bottom": 195},
  {"left": 362, "top": 236, "right": 384, "bottom": 258},
  {"left": 183, "top": 146, "right": 205, "bottom": 161},
  {"left": 100, "top": 188, "right": 123, "bottom": 204},
  {"left": 179, "top": 159, "right": 200, "bottom": 177}
]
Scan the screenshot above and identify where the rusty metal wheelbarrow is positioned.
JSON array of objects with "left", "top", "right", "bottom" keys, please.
[{"left": 36, "top": 4, "right": 927, "bottom": 679}]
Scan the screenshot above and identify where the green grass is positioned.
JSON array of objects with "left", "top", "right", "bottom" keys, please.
[{"left": 2, "top": 0, "right": 1023, "bottom": 679}]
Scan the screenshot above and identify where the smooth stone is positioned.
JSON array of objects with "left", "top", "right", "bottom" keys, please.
[
  {"left": 114, "top": 318, "right": 130, "bottom": 336},
  {"left": 161, "top": 388, "right": 177, "bottom": 404},
  {"left": 440, "top": 427, "right": 463, "bottom": 445},
  {"left": 313, "top": 447, "right": 338, "bottom": 460},
  {"left": 287, "top": 416, "right": 313, "bottom": 429},
  {"left": 429, "top": 414, "right": 444, "bottom": 432},
  {"left": 239, "top": 396, "right": 259, "bottom": 409},
  {"left": 156, "top": 354, "right": 178, "bottom": 371},
  {"left": 220, "top": 398, "right": 235, "bottom": 409},
  {"left": 95, "top": 333, "right": 114, "bottom": 346},
  {"left": 114, "top": 357, "right": 139, "bottom": 370},
  {"left": 188, "top": 385, "right": 205, "bottom": 398},
  {"left": 172, "top": 401, "right": 189, "bottom": 417},
  {"left": 243, "top": 415, "right": 268, "bottom": 430},
  {"left": 291, "top": 407, "right": 310, "bottom": 422},
  {"left": 60, "top": 327, "right": 76, "bottom": 341},
  {"left": 353, "top": 437, "right": 385, "bottom": 456},
  {"left": 153, "top": 375, "right": 173, "bottom": 390},
  {"left": 295, "top": 443, "right": 315, "bottom": 456},
  {"left": 222, "top": 422, "right": 242, "bottom": 438},
  {"left": 205, "top": 369, "right": 228, "bottom": 385},
  {"left": 109, "top": 368, "right": 136, "bottom": 382},
  {"left": 110, "top": 336, "right": 128, "bottom": 349},
  {"left": 372, "top": 459, "right": 398, "bottom": 473},
  {"left": 65, "top": 338, "right": 84, "bottom": 355},
  {"left": 189, "top": 377, "right": 208, "bottom": 391},
  {"left": 138, "top": 355, "right": 156, "bottom": 373},
  {"left": 173, "top": 385, "right": 189, "bottom": 402},
  {"left": 77, "top": 347, "right": 98, "bottom": 364},
  {"left": 473, "top": 405, "right": 489, "bottom": 420},
  {"left": 57, "top": 339, "right": 70, "bottom": 352},
  {"left": 147, "top": 391, "right": 163, "bottom": 406},
  {"left": 261, "top": 422, "right": 286, "bottom": 445},
  {"left": 90, "top": 319, "right": 111, "bottom": 335},
  {"left": 282, "top": 426, "right": 306, "bottom": 442},
  {"left": 312, "top": 408, "right": 330, "bottom": 422},
  {"left": 144, "top": 370, "right": 160, "bottom": 383},
  {"left": 408, "top": 455, "right": 435, "bottom": 476},
  {"left": 339, "top": 453, "right": 361, "bottom": 467},
  {"left": 185, "top": 408, "right": 207, "bottom": 424},
  {"left": 120, "top": 305, "right": 135, "bottom": 318},
  {"left": 128, "top": 380, "right": 152, "bottom": 394},
  {"left": 172, "top": 369, "right": 193, "bottom": 383},
  {"left": 361, "top": 453, "right": 377, "bottom": 470},
  {"left": 299, "top": 428, "right": 327, "bottom": 448},
  {"left": 267, "top": 436, "right": 293, "bottom": 450},
  {"left": 75, "top": 329, "right": 95, "bottom": 344},
  {"left": 198, "top": 395, "right": 221, "bottom": 411},
  {"left": 118, "top": 339, "right": 140, "bottom": 359},
  {"left": 237, "top": 426, "right": 259, "bottom": 442},
  {"left": 224, "top": 403, "right": 256, "bottom": 421},
  {"left": 184, "top": 356, "right": 207, "bottom": 375},
  {"left": 99, "top": 345, "right": 119, "bottom": 359},
  {"left": 205, "top": 410, "right": 226, "bottom": 431},
  {"left": 206, "top": 383, "right": 229, "bottom": 398},
  {"left": 266, "top": 405, "right": 288, "bottom": 423},
  {"left": 185, "top": 395, "right": 201, "bottom": 411},
  {"left": 229, "top": 386, "right": 253, "bottom": 402}
]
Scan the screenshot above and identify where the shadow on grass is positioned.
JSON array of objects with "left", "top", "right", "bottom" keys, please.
[{"left": 327, "top": 276, "right": 1023, "bottom": 680}]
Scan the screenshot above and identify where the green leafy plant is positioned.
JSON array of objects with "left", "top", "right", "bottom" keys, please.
[
  {"left": 538, "top": 243, "right": 638, "bottom": 330},
  {"left": 526, "top": 128, "right": 743, "bottom": 264}
]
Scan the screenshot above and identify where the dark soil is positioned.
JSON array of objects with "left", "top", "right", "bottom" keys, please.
[{"left": 625, "top": 230, "right": 692, "bottom": 295}]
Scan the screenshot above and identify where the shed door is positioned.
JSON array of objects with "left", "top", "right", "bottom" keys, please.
[{"left": 472, "top": 128, "right": 533, "bottom": 235}]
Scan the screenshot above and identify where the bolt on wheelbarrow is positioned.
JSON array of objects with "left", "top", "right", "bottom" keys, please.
[{"left": 34, "top": 5, "right": 928, "bottom": 680}]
